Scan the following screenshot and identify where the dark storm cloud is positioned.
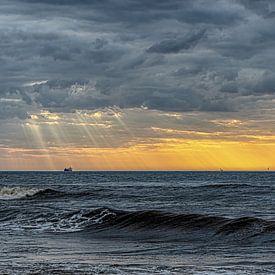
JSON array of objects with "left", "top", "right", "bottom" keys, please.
[
  {"left": 237, "top": 0, "right": 275, "bottom": 17},
  {"left": 17, "top": 0, "right": 242, "bottom": 25},
  {"left": 0, "top": 100, "right": 30, "bottom": 120},
  {"left": 147, "top": 29, "right": 206, "bottom": 54},
  {"left": 0, "top": 0, "right": 275, "bottom": 118}
]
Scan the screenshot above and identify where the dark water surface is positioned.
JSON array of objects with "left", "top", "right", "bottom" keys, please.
[{"left": 0, "top": 171, "right": 274, "bottom": 274}]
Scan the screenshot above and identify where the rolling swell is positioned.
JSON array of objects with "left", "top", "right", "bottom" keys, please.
[
  {"left": 21, "top": 207, "right": 275, "bottom": 242},
  {"left": 24, "top": 188, "right": 93, "bottom": 200},
  {"left": 0, "top": 205, "right": 274, "bottom": 243},
  {"left": 82, "top": 208, "right": 275, "bottom": 239},
  {"left": 25, "top": 188, "right": 65, "bottom": 199}
]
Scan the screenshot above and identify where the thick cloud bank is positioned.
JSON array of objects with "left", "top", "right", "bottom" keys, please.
[{"left": 0, "top": 0, "right": 275, "bottom": 118}]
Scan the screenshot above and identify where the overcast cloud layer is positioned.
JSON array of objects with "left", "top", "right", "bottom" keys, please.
[{"left": 1, "top": 0, "right": 275, "bottom": 119}]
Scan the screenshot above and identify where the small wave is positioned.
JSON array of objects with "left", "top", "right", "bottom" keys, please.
[
  {"left": 215, "top": 217, "right": 274, "bottom": 241},
  {"left": 25, "top": 188, "right": 93, "bottom": 200},
  {"left": 0, "top": 186, "right": 92, "bottom": 200},
  {"left": 27, "top": 188, "right": 65, "bottom": 199},
  {"left": 197, "top": 183, "right": 253, "bottom": 189},
  {"left": 0, "top": 186, "right": 42, "bottom": 200}
]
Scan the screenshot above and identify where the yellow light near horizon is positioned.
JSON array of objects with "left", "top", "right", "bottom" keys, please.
[
  {"left": 3, "top": 137, "right": 275, "bottom": 171},
  {"left": 6, "top": 110, "right": 273, "bottom": 171}
]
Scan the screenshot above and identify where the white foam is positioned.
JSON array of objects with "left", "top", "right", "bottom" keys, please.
[
  {"left": 12, "top": 208, "right": 117, "bottom": 233},
  {"left": 0, "top": 186, "right": 41, "bottom": 200},
  {"left": 47, "top": 208, "right": 117, "bottom": 233}
]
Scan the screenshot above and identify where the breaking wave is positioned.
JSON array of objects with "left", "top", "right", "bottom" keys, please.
[
  {"left": 80, "top": 208, "right": 275, "bottom": 240},
  {"left": 0, "top": 186, "right": 42, "bottom": 200},
  {"left": 1, "top": 207, "right": 274, "bottom": 243},
  {"left": 0, "top": 187, "right": 91, "bottom": 200}
]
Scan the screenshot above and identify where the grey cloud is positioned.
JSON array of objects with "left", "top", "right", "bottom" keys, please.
[
  {"left": 32, "top": 81, "right": 110, "bottom": 111},
  {"left": 237, "top": 0, "right": 275, "bottom": 17},
  {"left": 219, "top": 69, "right": 275, "bottom": 96},
  {"left": 200, "top": 100, "right": 236, "bottom": 112},
  {"left": 0, "top": 0, "right": 274, "bottom": 119},
  {"left": 30, "top": 80, "right": 237, "bottom": 114},
  {"left": 239, "top": 70, "right": 275, "bottom": 94},
  {"left": 220, "top": 83, "right": 239, "bottom": 94},
  {"left": 147, "top": 29, "right": 206, "bottom": 54},
  {"left": 0, "top": 100, "right": 29, "bottom": 120},
  {"left": 18, "top": 0, "right": 243, "bottom": 26}
]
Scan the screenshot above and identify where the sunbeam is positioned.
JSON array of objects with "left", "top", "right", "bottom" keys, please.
[{"left": 21, "top": 122, "right": 55, "bottom": 170}]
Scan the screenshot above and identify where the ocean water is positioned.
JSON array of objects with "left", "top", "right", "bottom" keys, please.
[{"left": 0, "top": 171, "right": 274, "bottom": 274}]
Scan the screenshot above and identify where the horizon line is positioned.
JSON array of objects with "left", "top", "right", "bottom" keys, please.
[{"left": 0, "top": 170, "right": 274, "bottom": 172}]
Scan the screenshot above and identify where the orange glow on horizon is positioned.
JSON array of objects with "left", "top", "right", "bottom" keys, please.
[
  {"left": 0, "top": 138, "right": 274, "bottom": 171},
  {"left": 0, "top": 109, "right": 273, "bottom": 171}
]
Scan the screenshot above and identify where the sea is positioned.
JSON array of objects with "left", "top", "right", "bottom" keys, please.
[{"left": 0, "top": 171, "right": 274, "bottom": 274}]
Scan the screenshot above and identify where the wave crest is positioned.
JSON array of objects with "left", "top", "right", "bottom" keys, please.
[
  {"left": 0, "top": 186, "right": 42, "bottom": 200},
  {"left": 0, "top": 187, "right": 90, "bottom": 200},
  {"left": 23, "top": 208, "right": 275, "bottom": 240},
  {"left": 1, "top": 205, "right": 274, "bottom": 243}
]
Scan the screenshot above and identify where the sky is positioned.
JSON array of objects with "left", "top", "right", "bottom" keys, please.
[{"left": 0, "top": 0, "right": 275, "bottom": 170}]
